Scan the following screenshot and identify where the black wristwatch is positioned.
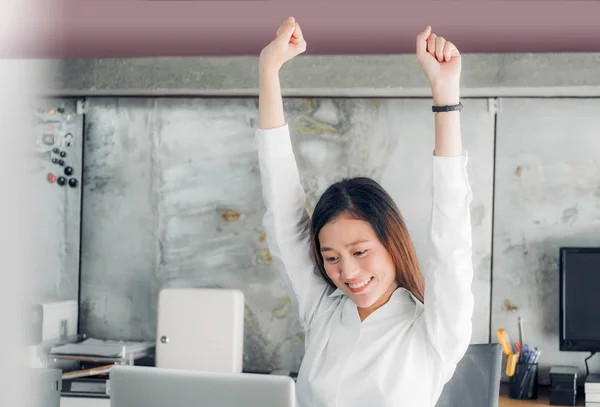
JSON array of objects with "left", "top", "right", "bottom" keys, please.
[{"left": 432, "top": 102, "right": 463, "bottom": 113}]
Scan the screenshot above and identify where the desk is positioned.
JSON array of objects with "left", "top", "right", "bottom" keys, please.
[
  {"left": 498, "top": 384, "right": 585, "bottom": 406},
  {"left": 60, "top": 386, "right": 586, "bottom": 407}
]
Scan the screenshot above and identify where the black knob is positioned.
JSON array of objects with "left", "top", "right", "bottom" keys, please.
[
  {"left": 57, "top": 177, "right": 66, "bottom": 186},
  {"left": 64, "top": 166, "right": 74, "bottom": 176},
  {"left": 52, "top": 148, "right": 60, "bottom": 154},
  {"left": 58, "top": 160, "right": 64, "bottom": 166},
  {"left": 51, "top": 158, "right": 58, "bottom": 164},
  {"left": 68, "top": 178, "right": 78, "bottom": 188},
  {"left": 57, "top": 107, "right": 65, "bottom": 114},
  {"left": 60, "top": 151, "right": 67, "bottom": 157}
]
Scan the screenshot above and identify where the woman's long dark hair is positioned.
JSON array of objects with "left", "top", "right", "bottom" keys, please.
[{"left": 309, "top": 177, "right": 425, "bottom": 303}]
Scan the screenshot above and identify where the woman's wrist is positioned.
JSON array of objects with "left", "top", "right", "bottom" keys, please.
[
  {"left": 259, "top": 56, "right": 281, "bottom": 76},
  {"left": 431, "top": 84, "right": 460, "bottom": 106}
]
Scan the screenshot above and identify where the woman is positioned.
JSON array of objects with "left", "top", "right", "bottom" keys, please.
[{"left": 256, "top": 17, "right": 474, "bottom": 407}]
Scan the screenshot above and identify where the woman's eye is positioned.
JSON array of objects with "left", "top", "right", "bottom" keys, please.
[
  {"left": 354, "top": 250, "right": 366, "bottom": 257},
  {"left": 325, "top": 257, "right": 338, "bottom": 263}
]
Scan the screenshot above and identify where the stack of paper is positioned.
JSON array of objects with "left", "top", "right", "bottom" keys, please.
[
  {"left": 50, "top": 338, "right": 154, "bottom": 359},
  {"left": 586, "top": 375, "right": 600, "bottom": 407}
]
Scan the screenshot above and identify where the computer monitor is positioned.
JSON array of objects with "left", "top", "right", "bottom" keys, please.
[
  {"left": 109, "top": 365, "right": 296, "bottom": 407},
  {"left": 559, "top": 247, "right": 600, "bottom": 352}
]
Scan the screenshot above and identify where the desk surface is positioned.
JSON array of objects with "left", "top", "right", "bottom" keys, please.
[
  {"left": 498, "top": 384, "right": 585, "bottom": 406},
  {"left": 60, "top": 385, "right": 586, "bottom": 407}
]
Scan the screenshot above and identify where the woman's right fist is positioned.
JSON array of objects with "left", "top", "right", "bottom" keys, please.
[{"left": 259, "top": 17, "right": 307, "bottom": 72}]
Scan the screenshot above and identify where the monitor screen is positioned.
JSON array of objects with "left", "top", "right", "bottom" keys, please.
[{"left": 560, "top": 247, "right": 600, "bottom": 352}]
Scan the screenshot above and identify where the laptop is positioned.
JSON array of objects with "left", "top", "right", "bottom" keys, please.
[{"left": 109, "top": 365, "right": 296, "bottom": 407}]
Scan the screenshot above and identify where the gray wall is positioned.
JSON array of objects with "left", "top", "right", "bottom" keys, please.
[
  {"left": 79, "top": 97, "right": 495, "bottom": 373},
  {"left": 76, "top": 95, "right": 600, "bottom": 382},
  {"left": 491, "top": 98, "right": 600, "bottom": 382}
]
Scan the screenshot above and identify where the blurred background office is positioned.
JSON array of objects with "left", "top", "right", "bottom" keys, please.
[{"left": 4, "top": 2, "right": 600, "bottom": 406}]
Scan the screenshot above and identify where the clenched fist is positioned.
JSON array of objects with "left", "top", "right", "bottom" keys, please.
[
  {"left": 416, "top": 26, "right": 461, "bottom": 93},
  {"left": 260, "top": 16, "right": 307, "bottom": 72}
]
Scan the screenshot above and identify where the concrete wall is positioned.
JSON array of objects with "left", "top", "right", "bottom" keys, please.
[
  {"left": 492, "top": 98, "right": 600, "bottom": 383},
  {"left": 45, "top": 54, "right": 600, "bottom": 98},
  {"left": 76, "top": 95, "right": 600, "bottom": 383},
  {"left": 78, "top": 97, "right": 494, "bottom": 373}
]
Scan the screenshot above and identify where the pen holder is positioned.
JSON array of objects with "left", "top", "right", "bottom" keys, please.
[{"left": 509, "top": 362, "right": 538, "bottom": 400}]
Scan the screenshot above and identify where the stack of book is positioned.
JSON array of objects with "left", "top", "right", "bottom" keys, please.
[
  {"left": 49, "top": 337, "right": 155, "bottom": 361},
  {"left": 586, "top": 375, "right": 600, "bottom": 407},
  {"left": 47, "top": 337, "right": 155, "bottom": 398},
  {"left": 549, "top": 366, "right": 578, "bottom": 406}
]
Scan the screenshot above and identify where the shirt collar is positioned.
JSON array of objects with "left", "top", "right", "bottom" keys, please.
[
  {"left": 328, "top": 286, "right": 415, "bottom": 303},
  {"left": 328, "top": 288, "right": 345, "bottom": 298}
]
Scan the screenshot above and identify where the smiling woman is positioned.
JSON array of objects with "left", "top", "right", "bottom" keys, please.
[
  {"left": 310, "top": 177, "right": 423, "bottom": 322},
  {"left": 256, "top": 16, "right": 474, "bottom": 407}
]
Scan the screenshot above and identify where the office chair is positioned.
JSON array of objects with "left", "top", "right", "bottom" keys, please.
[{"left": 435, "top": 343, "right": 503, "bottom": 407}]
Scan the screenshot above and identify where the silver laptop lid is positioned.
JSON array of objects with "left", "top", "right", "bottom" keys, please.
[{"left": 110, "top": 365, "right": 296, "bottom": 407}]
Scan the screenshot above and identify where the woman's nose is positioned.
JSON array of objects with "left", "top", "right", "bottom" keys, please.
[{"left": 340, "top": 257, "right": 360, "bottom": 280}]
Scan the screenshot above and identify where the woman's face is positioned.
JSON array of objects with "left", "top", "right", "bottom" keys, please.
[{"left": 318, "top": 213, "right": 398, "bottom": 311}]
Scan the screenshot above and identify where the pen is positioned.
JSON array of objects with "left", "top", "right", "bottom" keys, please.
[
  {"left": 505, "top": 330, "right": 517, "bottom": 354},
  {"left": 518, "top": 317, "right": 524, "bottom": 351},
  {"left": 521, "top": 344, "right": 529, "bottom": 363},
  {"left": 62, "top": 364, "right": 114, "bottom": 380}
]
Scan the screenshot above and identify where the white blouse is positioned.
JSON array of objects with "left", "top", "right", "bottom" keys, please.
[{"left": 256, "top": 124, "right": 474, "bottom": 407}]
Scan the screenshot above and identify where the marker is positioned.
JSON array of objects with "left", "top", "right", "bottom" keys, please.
[
  {"left": 506, "top": 353, "right": 518, "bottom": 377},
  {"left": 497, "top": 329, "right": 513, "bottom": 356}
]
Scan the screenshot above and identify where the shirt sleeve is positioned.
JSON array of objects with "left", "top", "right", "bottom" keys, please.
[
  {"left": 256, "top": 123, "right": 335, "bottom": 330},
  {"left": 423, "top": 151, "right": 475, "bottom": 370}
]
